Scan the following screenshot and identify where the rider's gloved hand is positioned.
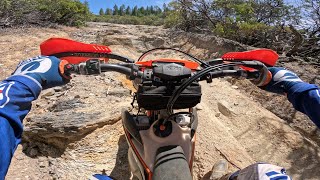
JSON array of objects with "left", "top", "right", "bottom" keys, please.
[
  {"left": 11, "top": 56, "right": 70, "bottom": 89},
  {"left": 260, "top": 67, "right": 303, "bottom": 94}
]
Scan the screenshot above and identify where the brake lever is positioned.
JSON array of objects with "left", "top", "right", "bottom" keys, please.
[
  {"left": 205, "top": 59, "right": 272, "bottom": 86},
  {"left": 246, "top": 65, "right": 272, "bottom": 86},
  {"left": 207, "top": 58, "right": 223, "bottom": 66}
]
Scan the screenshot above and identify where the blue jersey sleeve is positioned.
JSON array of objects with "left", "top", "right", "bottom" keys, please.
[
  {"left": 0, "top": 76, "right": 41, "bottom": 178},
  {"left": 287, "top": 82, "right": 320, "bottom": 128}
]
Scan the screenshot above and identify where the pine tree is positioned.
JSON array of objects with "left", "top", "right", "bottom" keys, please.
[
  {"left": 105, "top": 8, "right": 112, "bottom": 15},
  {"left": 146, "top": 6, "right": 150, "bottom": 15},
  {"left": 113, "top": 5, "right": 118, "bottom": 15},
  {"left": 163, "top": 3, "right": 169, "bottom": 12},
  {"left": 138, "top": 7, "right": 145, "bottom": 16},
  {"left": 125, "top": 6, "right": 131, "bottom": 15},
  {"left": 119, "top": 4, "right": 126, "bottom": 16},
  {"left": 99, "top": 8, "right": 104, "bottom": 16},
  {"left": 154, "top": 6, "right": 162, "bottom": 14},
  {"left": 132, "top": 6, "right": 138, "bottom": 16}
]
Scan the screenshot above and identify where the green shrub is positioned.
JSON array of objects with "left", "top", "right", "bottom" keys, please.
[
  {"left": 164, "top": 10, "right": 182, "bottom": 28},
  {"left": 0, "top": 0, "right": 90, "bottom": 27}
]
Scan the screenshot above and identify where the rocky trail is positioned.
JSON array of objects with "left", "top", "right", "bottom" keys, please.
[{"left": 0, "top": 22, "right": 319, "bottom": 180}]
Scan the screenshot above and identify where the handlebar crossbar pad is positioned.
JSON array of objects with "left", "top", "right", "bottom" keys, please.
[
  {"left": 222, "top": 49, "right": 278, "bottom": 67},
  {"left": 40, "top": 38, "right": 112, "bottom": 64}
]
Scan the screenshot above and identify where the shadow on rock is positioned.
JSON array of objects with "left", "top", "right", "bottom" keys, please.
[
  {"left": 286, "top": 138, "right": 320, "bottom": 179},
  {"left": 21, "top": 141, "right": 64, "bottom": 158},
  {"left": 235, "top": 117, "right": 320, "bottom": 179},
  {"left": 110, "top": 135, "right": 130, "bottom": 180}
]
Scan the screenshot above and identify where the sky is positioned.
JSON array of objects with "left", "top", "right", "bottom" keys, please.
[{"left": 80, "top": 0, "right": 172, "bottom": 14}]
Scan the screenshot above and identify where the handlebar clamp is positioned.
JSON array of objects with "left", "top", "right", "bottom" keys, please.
[{"left": 129, "top": 65, "right": 140, "bottom": 80}]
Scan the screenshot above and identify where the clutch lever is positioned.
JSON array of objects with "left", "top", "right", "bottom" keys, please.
[{"left": 240, "top": 61, "right": 272, "bottom": 86}]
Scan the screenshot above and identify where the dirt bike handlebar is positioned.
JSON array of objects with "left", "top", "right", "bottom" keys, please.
[
  {"left": 63, "top": 61, "right": 144, "bottom": 79},
  {"left": 41, "top": 38, "right": 276, "bottom": 86},
  {"left": 61, "top": 59, "right": 271, "bottom": 86}
]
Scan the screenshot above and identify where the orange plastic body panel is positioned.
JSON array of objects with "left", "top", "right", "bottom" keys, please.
[{"left": 124, "top": 128, "right": 153, "bottom": 180}]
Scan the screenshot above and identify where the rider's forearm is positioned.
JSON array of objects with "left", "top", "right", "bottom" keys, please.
[
  {"left": 287, "top": 82, "right": 320, "bottom": 128},
  {"left": 0, "top": 76, "right": 41, "bottom": 178}
]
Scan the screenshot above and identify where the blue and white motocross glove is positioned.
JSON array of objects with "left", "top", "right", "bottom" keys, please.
[
  {"left": 11, "top": 56, "right": 69, "bottom": 89},
  {"left": 261, "top": 67, "right": 303, "bottom": 94}
]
